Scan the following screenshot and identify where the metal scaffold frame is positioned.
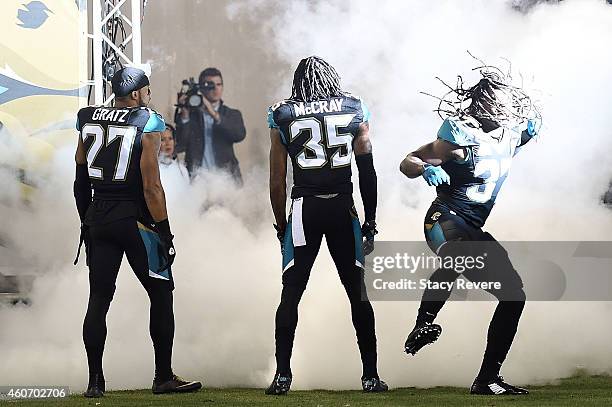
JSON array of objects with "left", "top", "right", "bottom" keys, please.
[{"left": 85, "top": 0, "right": 145, "bottom": 106}]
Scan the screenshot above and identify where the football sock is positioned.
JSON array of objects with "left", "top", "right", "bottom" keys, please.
[
  {"left": 275, "top": 284, "right": 306, "bottom": 375},
  {"left": 83, "top": 293, "right": 112, "bottom": 375},
  {"left": 149, "top": 289, "right": 175, "bottom": 382},
  {"left": 476, "top": 299, "right": 525, "bottom": 382}
]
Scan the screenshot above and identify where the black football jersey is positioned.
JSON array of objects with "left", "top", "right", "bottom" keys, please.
[
  {"left": 267, "top": 95, "right": 370, "bottom": 198},
  {"left": 433, "top": 116, "right": 526, "bottom": 228},
  {"left": 76, "top": 106, "right": 165, "bottom": 223}
]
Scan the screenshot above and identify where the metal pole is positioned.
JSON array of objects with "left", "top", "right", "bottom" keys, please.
[
  {"left": 131, "top": 0, "right": 142, "bottom": 65},
  {"left": 92, "top": 0, "right": 104, "bottom": 106}
]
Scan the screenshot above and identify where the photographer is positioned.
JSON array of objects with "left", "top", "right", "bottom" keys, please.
[{"left": 175, "top": 67, "right": 246, "bottom": 183}]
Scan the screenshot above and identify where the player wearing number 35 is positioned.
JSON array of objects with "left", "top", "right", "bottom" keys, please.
[
  {"left": 73, "top": 67, "right": 201, "bottom": 398},
  {"left": 266, "top": 56, "right": 387, "bottom": 395},
  {"left": 399, "top": 65, "right": 541, "bottom": 395}
]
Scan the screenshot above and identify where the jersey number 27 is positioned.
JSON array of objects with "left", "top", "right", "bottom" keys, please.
[{"left": 81, "top": 124, "right": 137, "bottom": 181}]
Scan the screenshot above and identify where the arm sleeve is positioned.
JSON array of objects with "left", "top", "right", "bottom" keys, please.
[
  {"left": 356, "top": 153, "right": 377, "bottom": 222},
  {"left": 213, "top": 108, "right": 246, "bottom": 143},
  {"left": 74, "top": 163, "right": 92, "bottom": 221},
  {"left": 144, "top": 110, "right": 166, "bottom": 133}
]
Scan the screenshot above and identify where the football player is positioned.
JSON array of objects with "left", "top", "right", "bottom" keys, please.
[
  {"left": 266, "top": 56, "right": 387, "bottom": 395},
  {"left": 400, "top": 69, "right": 540, "bottom": 395},
  {"left": 74, "top": 67, "right": 201, "bottom": 397}
]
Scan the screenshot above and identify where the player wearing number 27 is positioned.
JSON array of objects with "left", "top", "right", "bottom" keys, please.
[
  {"left": 74, "top": 68, "right": 201, "bottom": 397},
  {"left": 400, "top": 67, "right": 541, "bottom": 395},
  {"left": 266, "top": 56, "right": 387, "bottom": 395}
]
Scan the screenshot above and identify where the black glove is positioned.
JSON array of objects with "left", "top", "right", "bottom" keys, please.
[
  {"left": 155, "top": 219, "right": 176, "bottom": 270},
  {"left": 361, "top": 220, "right": 378, "bottom": 256},
  {"left": 73, "top": 223, "right": 91, "bottom": 266},
  {"left": 274, "top": 224, "right": 286, "bottom": 255}
]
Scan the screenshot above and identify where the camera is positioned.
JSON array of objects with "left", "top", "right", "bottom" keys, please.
[{"left": 177, "top": 77, "right": 216, "bottom": 109}]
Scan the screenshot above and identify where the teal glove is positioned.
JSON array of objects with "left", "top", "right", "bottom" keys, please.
[
  {"left": 526, "top": 118, "right": 540, "bottom": 138},
  {"left": 422, "top": 164, "right": 451, "bottom": 186}
]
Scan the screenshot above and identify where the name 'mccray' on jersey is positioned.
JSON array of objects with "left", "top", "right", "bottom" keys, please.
[
  {"left": 76, "top": 106, "right": 165, "bottom": 221},
  {"left": 434, "top": 116, "right": 531, "bottom": 228},
  {"left": 267, "top": 95, "right": 370, "bottom": 198}
]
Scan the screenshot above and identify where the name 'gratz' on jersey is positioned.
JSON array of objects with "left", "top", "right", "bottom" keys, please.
[
  {"left": 434, "top": 116, "right": 531, "bottom": 228},
  {"left": 267, "top": 95, "right": 370, "bottom": 198},
  {"left": 76, "top": 106, "right": 165, "bottom": 217}
]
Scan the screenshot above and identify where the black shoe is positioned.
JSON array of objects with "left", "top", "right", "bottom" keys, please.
[
  {"left": 83, "top": 373, "right": 105, "bottom": 398},
  {"left": 152, "top": 374, "right": 202, "bottom": 394},
  {"left": 265, "top": 372, "right": 292, "bottom": 395},
  {"left": 362, "top": 377, "right": 389, "bottom": 392},
  {"left": 470, "top": 376, "right": 529, "bottom": 395},
  {"left": 404, "top": 323, "right": 442, "bottom": 355}
]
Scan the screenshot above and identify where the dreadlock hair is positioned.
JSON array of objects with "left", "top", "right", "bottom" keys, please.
[
  {"left": 422, "top": 52, "right": 541, "bottom": 128},
  {"left": 291, "top": 56, "right": 346, "bottom": 102}
]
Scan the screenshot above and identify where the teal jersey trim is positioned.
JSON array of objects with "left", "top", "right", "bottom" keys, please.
[
  {"left": 267, "top": 107, "right": 279, "bottom": 129},
  {"left": 144, "top": 109, "right": 166, "bottom": 133},
  {"left": 437, "top": 118, "right": 477, "bottom": 147},
  {"left": 360, "top": 99, "right": 371, "bottom": 123},
  {"left": 268, "top": 106, "right": 288, "bottom": 145},
  {"left": 352, "top": 216, "right": 365, "bottom": 268},
  {"left": 138, "top": 225, "right": 171, "bottom": 278},
  {"left": 426, "top": 222, "right": 446, "bottom": 255}
]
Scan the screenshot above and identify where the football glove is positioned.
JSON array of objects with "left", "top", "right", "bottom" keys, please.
[
  {"left": 422, "top": 164, "right": 450, "bottom": 187},
  {"left": 73, "top": 223, "right": 91, "bottom": 266},
  {"left": 361, "top": 220, "right": 378, "bottom": 256},
  {"left": 274, "top": 224, "right": 286, "bottom": 255},
  {"left": 154, "top": 219, "right": 176, "bottom": 270}
]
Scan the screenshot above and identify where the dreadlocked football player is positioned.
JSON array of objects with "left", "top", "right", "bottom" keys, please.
[
  {"left": 74, "top": 67, "right": 201, "bottom": 397},
  {"left": 399, "top": 67, "right": 541, "bottom": 395},
  {"left": 266, "top": 56, "right": 387, "bottom": 395}
]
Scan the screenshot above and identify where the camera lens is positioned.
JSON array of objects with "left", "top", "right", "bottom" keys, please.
[{"left": 188, "top": 94, "right": 203, "bottom": 107}]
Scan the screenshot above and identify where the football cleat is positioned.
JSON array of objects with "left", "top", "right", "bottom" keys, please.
[
  {"left": 362, "top": 377, "right": 389, "bottom": 393},
  {"left": 470, "top": 376, "right": 529, "bottom": 395},
  {"left": 265, "top": 372, "right": 292, "bottom": 395},
  {"left": 152, "top": 374, "right": 202, "bottom": 394},
  {"left": 404, "top": 323, "right": 442, "bottom": 355},
  {"left": 83, "top": 373, "right": 105, "bottom": 398}
]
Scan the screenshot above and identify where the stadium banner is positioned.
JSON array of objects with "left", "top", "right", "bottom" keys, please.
[
  {"left": 363, "top": 241, "right": 612, "bottom": 301},
  {"left": 0, "top": 0, "right": 87, "bottom": 196}
]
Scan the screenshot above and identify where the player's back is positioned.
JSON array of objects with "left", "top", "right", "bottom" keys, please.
[
  {"left": 434, "top": 116, "right": 522, "bottom": 227},
  {"left": 268, "top": 95, "right": 369, "bottom": 198},
  {"left": 77, "top": 105, "right": 164, "bottom": 223}
]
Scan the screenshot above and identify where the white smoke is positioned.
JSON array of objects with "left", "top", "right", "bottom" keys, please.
[{"left": 0, "top": 0, "right": 611, "bottom": 393}]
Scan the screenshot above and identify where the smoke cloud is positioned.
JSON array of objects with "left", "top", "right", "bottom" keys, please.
[{"left": 0, "top": 0, "right": 611, "bottom": 392}]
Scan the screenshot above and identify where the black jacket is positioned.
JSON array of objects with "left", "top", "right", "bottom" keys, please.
[{"left": 176, "top": 101, "right": 246, "bottom": 182}]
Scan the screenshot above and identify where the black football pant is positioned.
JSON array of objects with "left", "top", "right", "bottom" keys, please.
[
  {"left": 83, "top": 217, "right": 175, "bottom": 381},
  {"left": 274, "top": 194, "right": 378, "bottom": 378},
  {"left": 416, "top": 204, "right": 525, "bottom": 382}
]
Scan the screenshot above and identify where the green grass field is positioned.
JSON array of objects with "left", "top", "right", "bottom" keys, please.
[{"left": 3, "top": 374, "right": 611, "bottom": 407}]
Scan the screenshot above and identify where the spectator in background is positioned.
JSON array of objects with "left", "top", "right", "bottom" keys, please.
[
  {"left": 176, "top": 67, "right": 246, "bottom": 184},
  {"left": 159, "top": 123, "right": 188, "bottom": 179}
]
